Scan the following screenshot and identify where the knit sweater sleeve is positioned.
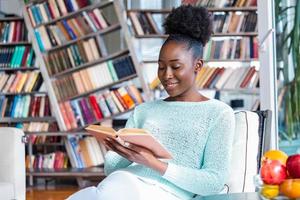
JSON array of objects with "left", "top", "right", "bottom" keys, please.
[
  {"left": 162, "top": 110, "right": 235, "bottom": 196},
  {"left": 103, "top": 112, "right": 135, "bottom": 175}
]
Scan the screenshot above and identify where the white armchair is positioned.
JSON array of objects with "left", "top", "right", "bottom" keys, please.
[
  {"left": 225, "top": 110, "right": 272, "bottom": 193},
  {"left": 0, "top": 128, "right": 26, "bottom": 200}
]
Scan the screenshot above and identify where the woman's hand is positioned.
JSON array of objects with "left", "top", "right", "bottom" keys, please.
[{"left": 104, "top": 138, "right": 168, "bottom": 175}]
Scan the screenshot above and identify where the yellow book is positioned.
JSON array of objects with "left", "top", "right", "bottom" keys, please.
[{"left": 15, "top": 72, "right": 28, "bottom": 92}]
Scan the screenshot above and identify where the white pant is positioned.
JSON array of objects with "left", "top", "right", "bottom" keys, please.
[{"left": 67, "top": 171, "right": 184, "bottom": 200}]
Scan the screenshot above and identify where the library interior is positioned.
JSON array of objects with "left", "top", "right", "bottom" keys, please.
[{"left": 0, "top": 0, "right": 300, "bottom": 199}]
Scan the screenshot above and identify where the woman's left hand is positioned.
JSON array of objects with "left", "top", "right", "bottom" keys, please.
[{"left": 104, "top": 138, "right": 168, "bottom": 174}]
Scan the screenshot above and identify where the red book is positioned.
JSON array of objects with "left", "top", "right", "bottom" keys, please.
[
  {"left": 113, "top": 90, "right": 129, "bottom": 110},
  {"left": 20, "top": 46, "right": 30, "bottom": 67},
  {"left": 34, "top": 96, "right": 41, "bottom": 117},
  {"left": 44, "top": 96, "right": 50, "bottom": 116},
  {"left": 11, "top": 21, "right": 17, "bottom": 42},
  {"left": 87, "top": 11, "right": 102, "bottom": 30},
  {"left": 240, "top": 67, "right": 256, "bottom": 88},
  {"left": 88, "top": 95, "right": 103, "bottom": 120},
  {"left": 29, "top": 96, "right": 37, "bottom": 117},
  {"left": 59, "top": 103, "right": 71, "bottom": 130},
  {"left": 64, "top": 101, "right": 78, "bottom": 129},
  {"left": 76, "top": 0, "right": 89, "bottom": 8}
]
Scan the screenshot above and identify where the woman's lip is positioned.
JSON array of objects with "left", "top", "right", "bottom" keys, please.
[{"left": 164, "top": 82, "right": 179, "bottom": 89}]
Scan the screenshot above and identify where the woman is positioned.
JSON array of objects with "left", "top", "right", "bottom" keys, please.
[{"left": 68, "top": 5, "right": 235, "bottom": 200}]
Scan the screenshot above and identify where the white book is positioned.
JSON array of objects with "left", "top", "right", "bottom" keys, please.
[
  {"left": 89, "top": 137, "right": 105, "bottom": 165},
  {"left": 82, "top": 40, "right": 94, "bottom": 61},
  {"left": 110, "top": 90, "right": 125, "bottom": 112},
  {"left": 38, "top": 4, "right": 49, "bottom": 23},
  {"left": 215, "top": 68, "right": 234, "bottom": 89},
  {"left": 82, "top": 11, "right": 97, "bottom": 32},
  {"left": 37, "top": 26, "right": 52, "bottom": 50},
  {"left": 88, "top": 38, "right": 101, "bottom": 59},
  {"left": 92, "top": 9, "right": 108, "bottom": 29}
]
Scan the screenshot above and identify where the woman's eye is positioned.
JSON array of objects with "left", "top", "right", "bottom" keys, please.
[{"left": 172, "top": 65, "right": 181, "bottom": 69}]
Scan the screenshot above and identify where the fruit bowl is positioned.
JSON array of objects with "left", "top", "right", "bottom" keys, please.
[{"left": 254, "top": 176, "right": 300, "bottom": 199}]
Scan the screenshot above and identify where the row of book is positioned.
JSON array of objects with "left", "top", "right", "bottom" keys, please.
[
  {"left": 195, "top": 66, "right": 259, "bottom": 89},
  {"left": 0, "top": 46, "right": 35, "bottom": 68},
  {"left": 34, "top": 7, "right": 110, "bottom": 51},
  {"left": 26, "top": 0, "right": 91, "bottom": 27},
  {"left": 203, "top": 37, "right": 258, "bottom": 60},
  {"left": 0, "top": 95, "right": 51, "bottom": 118},
  {"left": 186, "top": 0, "right": 257, "bottom": 7},
  {"left": 18, "top": 121, "right": 59, "bottom": 132},
  {"left": 52, "top": 56, "right": 136, "bottom": 101},
  {"left": 65, "top": 136, "right": 104, "bottom": 168},
  {"left": 29, "top": 135, "right": 61, "bottom": 145},
  {"left": 44, "top": 37, "right": 102, "bottom": 75},
  {"left": 26, "top": 151, "right": 68, "bottom": 169},
  {"left": 0, "top": 71, "right": 43, "bottom": 93},
  {"left": 60, "top": 85, "right": 143, "bottom": 130},
  {"left": 213, "top": 12, "right": 257, "bottom": 33},
  {"left": 0, "top": 21, "right": 27, "bottom": 43},
  {"left": 128, "top": 11, "right": 163, "bottom": 36}
]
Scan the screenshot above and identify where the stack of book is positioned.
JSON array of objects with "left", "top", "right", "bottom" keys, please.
[
  {"left": 0, "top": 20, "right": 27, "bottom": 43},
  {"left": 0, "top": 45, "right": 35, "bottom": 68}
]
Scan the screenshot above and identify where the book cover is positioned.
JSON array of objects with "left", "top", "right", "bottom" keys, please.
[{"left": 85, "top": 125, "right": 172, "bottom": 159}]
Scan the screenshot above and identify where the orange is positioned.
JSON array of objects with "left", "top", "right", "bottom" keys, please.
[
  {"left": 262, "top": 150, "right": 288, "bottom": 166},
  {"left": 280, "top": 179, "right": 300, "bottom": 199},
  {"left": 260, "top": 184, "right": 279, "bottom": 199}
]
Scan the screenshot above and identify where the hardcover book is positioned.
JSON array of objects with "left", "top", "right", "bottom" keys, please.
[{"left": 85, "top": 125, "right": 172, "bottom": 159}]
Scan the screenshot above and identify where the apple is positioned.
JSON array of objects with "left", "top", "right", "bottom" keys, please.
[
  {"left": 260, "top": 159, "right": 287, "bottom": 185},
  {"left": 286, "top": 154, "right": 300, "bottom": 178}
]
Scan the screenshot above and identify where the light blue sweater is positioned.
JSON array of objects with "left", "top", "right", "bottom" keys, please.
[{"left": 104, "top": 99, "right": 235, "bottom": 199}]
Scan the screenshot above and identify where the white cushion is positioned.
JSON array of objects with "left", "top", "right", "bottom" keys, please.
[
  {"left": 226, "top": 111, "right": 260, "bottom": 193},
  {"left": 0, "top": 182, "right": 14, "bottom": 200}
]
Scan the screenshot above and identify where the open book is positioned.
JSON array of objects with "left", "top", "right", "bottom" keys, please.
[{"left": 85, "top": 125, "right": 172, "bottom": 159}]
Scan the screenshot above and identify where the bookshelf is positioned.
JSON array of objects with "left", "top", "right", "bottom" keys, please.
[
  {"left": 22, "top": 0, "right": 149, "bottom": 132},
  {"left": 125, "top": 0, "right": 260, "bottom": 110},
  {"left": 19, "top": 0, "right": 150, "bottom": 186}
]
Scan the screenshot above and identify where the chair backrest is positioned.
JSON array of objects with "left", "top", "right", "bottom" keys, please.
[
  {"left": 0, "top": 127, "right": 26, "bottom": 200},
  {"left": 225, "top": 110, "right": 272, "bottom": 193}
]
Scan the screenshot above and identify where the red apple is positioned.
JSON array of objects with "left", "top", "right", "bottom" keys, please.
[
  {"left": 286, "top": 154, "right": 300, "bottom": 178},
  {"left": 260, "top": 159, "right": 287, "bottom": 185}
]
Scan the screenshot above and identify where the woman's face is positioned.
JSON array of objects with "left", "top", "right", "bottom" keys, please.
[{"left": 158, "top": 41, "right": 202, "bottom": 100}]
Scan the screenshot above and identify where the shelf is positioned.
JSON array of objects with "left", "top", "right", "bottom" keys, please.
[
  {"left": 143, "top": 59, "right": 259, "bottom": 63},
  {"left": 32, "top": 1, "right": 113, "bottom": 29},
  {"left": 127, "top": 7, "right": 257, "bottom": 13},
  {"left": 135, "top": 32, "right": 258, "bottom": 38},
  {"left": 26, "top": 142, "right": 64, "bottom": 146},
  {"left": 51, "top": 49, "right": 129, "bottom": 79},
  {"left": 45, "top": 23, "right": 121, "bottom": 53},
  {"left": 25, "top": 131, "right": 89, "bottom": 136},
  {"left": 0, "top": 117, "right": 56, "bottom": 123},
  {"left": 59, "top": 74, "right": 138, "bottom": 102},
  {"left": 0, "top": 42, "right": 31, "bottom": 46},
  {"left": 0, "top": 67, "right": 39, "bottom": 71},
  {"left": 72, "top": 108, "right": 135, "bottom": 132},
  {"left": 0, "top": 91, "right": 47, "bottom": 96},
  {"left": 0, "top": 17, "right": 23, "bottom": 21},
  {"left": 198, "top": 88, "right": 260, "bottom": 94},
  {"left": 26, "top": 166, "right": 104, "bottom": 177}
]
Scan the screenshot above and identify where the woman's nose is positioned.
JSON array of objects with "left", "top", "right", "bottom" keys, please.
[{"left": 164, "top": 67, "right": 174, "bottom": 79}]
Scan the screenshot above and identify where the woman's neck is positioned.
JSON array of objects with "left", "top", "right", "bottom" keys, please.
[{"left": 165, "top": 89, "right": 209, "bottom": 102}]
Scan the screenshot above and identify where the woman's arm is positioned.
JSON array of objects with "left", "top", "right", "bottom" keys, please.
[{"left": 162, "top": 110, "right": 235, "bottom": 196}]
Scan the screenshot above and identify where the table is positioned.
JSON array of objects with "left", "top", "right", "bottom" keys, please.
[{"left": 193, "top": 192, "right": 261, "bottom": 200}]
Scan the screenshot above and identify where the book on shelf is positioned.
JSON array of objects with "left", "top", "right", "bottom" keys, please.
[
  {"left": 0, "top": 20, "right": 27, "bottom": 43},
  {"left": 183, "top": 0, "right": 257, "bottom": 7},
  {"left": 58, "top": 85, "right": 143, "bottom": 130},
  {"left": 31, "top": 5, "right": 111, "bottom": 52},
  {"left": 64, "top": 136, "right": 105, "bottom": 168},
  {"left": 85, "top": 124, "right": 172, "bottom": 159},
  {"left": 0, "top": 45, "right": 35, "bottom": 68},
  {"left": 0, "top": 95, "right": 51, "bottom": 118},
  {"left": 26, "top": 0, "right": 92, "bottom": 27},
  {"left": 26, "top": 151, "right": 68, "bottom": 169}
]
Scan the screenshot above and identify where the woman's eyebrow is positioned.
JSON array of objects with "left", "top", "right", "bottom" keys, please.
[{"left": 158, "top": 59, "right": 180, "bottom": 62}]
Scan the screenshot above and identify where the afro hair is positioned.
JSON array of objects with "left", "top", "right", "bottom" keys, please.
[{"left": 163, "top": 5, "right": 213, "bottom": 46}]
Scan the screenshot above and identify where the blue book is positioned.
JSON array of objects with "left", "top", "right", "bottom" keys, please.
[
  {"left": 34, "top": 29, "right": 45, "bottom": 52},
  {"left": 10, "top": 95, "right": 20, "bottom": 117},
  {"left": 68, "top": 137, "right": 84, "bottom": 168},
  {"left": 62, "top": 19, "right": 77, "bottom": 40}
]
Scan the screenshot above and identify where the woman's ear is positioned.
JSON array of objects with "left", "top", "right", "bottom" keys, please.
[{"left": 194, "top": 59, "right": 203, "bottom": 72}]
